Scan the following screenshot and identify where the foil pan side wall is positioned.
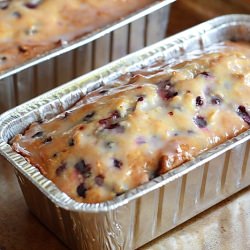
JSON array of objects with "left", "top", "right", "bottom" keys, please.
[
  {"left": 0, "top": 4, "right": 172, "bottom": 114},
  {"left": 15, "top": 165, "right": 135, "bottom": 250},
  {"left": 14, "top": 140, "right": 250, "bottom": 249},
  {"left": 0, "top": 14, "right": 250, "bottom": 250}
]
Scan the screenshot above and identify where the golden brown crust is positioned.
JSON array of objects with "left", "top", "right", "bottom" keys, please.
[
  {"left": 0, "top": 0, "right": 155, "bottom": 72},
  {"left": 11, "top": 42, "right": 250, "bottom": 203}
]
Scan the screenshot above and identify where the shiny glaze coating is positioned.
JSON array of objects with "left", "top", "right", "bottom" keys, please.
[
  {"left": 0, "top": 0, "right": 155, "bottom": 71},
  {"left": 11, "top": 42, "right": 250, "bottom": 203}
]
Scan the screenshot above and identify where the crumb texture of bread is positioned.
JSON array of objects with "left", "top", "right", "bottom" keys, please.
[{"left": 11, "top": 42, "right": 250, "bottom": 203}]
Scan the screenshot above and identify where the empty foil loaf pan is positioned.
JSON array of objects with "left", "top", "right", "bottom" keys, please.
[
  {"left": 0, "top": 0, "right": 174, "bottom": 114},
  {"left": 0, "top": 14, "right": 250, "bottom": 250}
]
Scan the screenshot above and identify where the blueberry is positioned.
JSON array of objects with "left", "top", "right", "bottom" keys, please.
[
  {"left": 99, "top": 111, "right": 121, "bottom": 129},
  {"left": 0, "top": 1, "right": 9, "bottom": 10},
  {"left": 196, "top": 96, "right": 204, "bottom": 106},
  {"left": 56, "top": 163, "right": 66, "bottom": 176},
  {"left": 74, "top": 160, "right": 91, "bottom": 177},
  {"left": 37, "top": 119, "right": 43, "bottom": 124},
  {"left": 157, "top": 79, "right": 171, "bottom": 88},
  {"left": 105, "top": 141, "right": 115, "bottom": 149},
  {"left": 62, "top": 111, "right": 71, "bottom": 119},
  {"left": 32, "top": 131, "right": 43, "bottom": 138},
  {"left": 199, "top": 72, "right": 211, "bottom": 78},
  {"left": 159, "top": 87, "right": 178, "bottom": 100},
  {"left": 99, "top": 89, "right": 108, "bottom": 95},
  {"left": 105, "top": 123, "right": 120, "bottom": 130},
  {"left": 135, "top": 136, "right": 146, "bottom": 145},
  {"left": 165, "top": 90, "right": 178, "bottom": 99},
  {"left": 68, "top": 138, "right": 75, "bottom": 147},
  {"left": 95, "top": 175, "right": 104, "bottom": 186},
  {"left": 12, "top": 11, "right": 22, "bottom": 18},
  {"left": 116, "top": 192, "right": 124, "bottom": 197},
  {"left": 24, "top": 0, "right": 42, "bottom": 9},
  {"left": 111, "top": 110, "right": 120, "bottom": 119},
  {"left": 99, "top": 118, "right": 108, "bottom": 126},
  {"left": 1, "top": 56, "right": 7, "bottom": 62},
  {"left": 79, "top": 126, "right": 84, "bottom": 131},
  {"left": 137, "top": 96, "right": 144, "bottom": 102},
  {"left": 211, "top": 96, "right": 221, "bottom": 105},
  {"left": 43, "top": 136, "right": 52, "bottom": 144},
  {"left": 18, "top": 46, "right": 27, "bottom": 53},
  {"left": 194, "top": 116, "right": 207, "bottom": 128},
  {"left": 83, "top": 111, "right": 96, "bottom": 122},
  {"left": 113, "top": 159, "right": 123, "bottom": 169},
  {"left": 52, "top": 153, "right": 58, "bottom": 158},
  {"left": 76, "top": 183, "right": 87, "bottom": 198},
  {"left": 237, "top": 105, "right": 250, "bottom": 125},
  {"left": 158, "top": 80, "right": 178, "bottom": 100}
]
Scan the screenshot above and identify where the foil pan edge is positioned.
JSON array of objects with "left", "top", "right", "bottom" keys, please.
[
  {"left": 0, "top": 0, "right": 175, "bottom": 80},
  {"left": 0, "top": 14, "right": 250, "bottom": 212}
]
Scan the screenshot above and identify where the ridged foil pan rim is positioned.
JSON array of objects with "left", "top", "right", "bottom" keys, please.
[
  {"left": 0, "top": 14, "right": 250, "bottom": 212},
  {"left": 0, "top": 0, "right": 175, "bottom": 81}
]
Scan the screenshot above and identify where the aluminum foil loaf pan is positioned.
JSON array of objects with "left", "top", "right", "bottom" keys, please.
[
  {"left": 0, "top": 0, "right": 174, "bottom": 114},
  {"left": 0, "top": 14, "right": 250, "bottom": 250}
]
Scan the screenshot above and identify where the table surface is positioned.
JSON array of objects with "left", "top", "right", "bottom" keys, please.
[{"left": 1, "top": 1, "right": 250, "bottom": 249}]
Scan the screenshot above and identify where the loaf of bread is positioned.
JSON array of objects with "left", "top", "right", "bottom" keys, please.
[
  {"left": 11, "top": 42, "right": 250, "bottom": 203},
  {"left": 0, "top": 0, "right": 155, "bottom": 72}
]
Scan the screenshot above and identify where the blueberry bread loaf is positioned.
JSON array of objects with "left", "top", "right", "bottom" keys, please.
[
  {"left": 0, "top": 0, "right": 155, "bottom": 72},
  {"left": 11, "top": 42, "right": 250, "bottom": 203}
]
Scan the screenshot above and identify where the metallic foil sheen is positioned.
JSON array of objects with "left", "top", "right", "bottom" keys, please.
[{"left": 0, "top": 14, "right": 250, "bottom": 250}]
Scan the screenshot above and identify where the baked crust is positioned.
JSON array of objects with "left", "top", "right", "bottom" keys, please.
[
  {"left": 11, "top": 42, "right": 250, "bottom": 203},
  {"left": 0, "top": 0, "right": 155, "bottom": 72}
]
